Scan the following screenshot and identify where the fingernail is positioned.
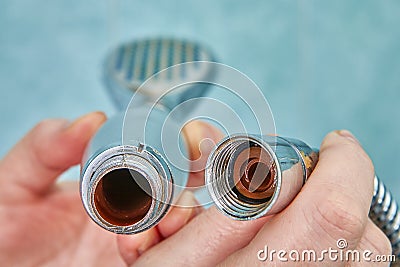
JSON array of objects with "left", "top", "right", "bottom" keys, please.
[
  {"left": 123, "top": 251, "right": 138, "bottom": 265},
  {"left": 136, "top": 234, "right": 150, "bottom": 255},
  {"left": 336, "top": 130, "right": 359, "bottom": 143},
  {"left": 65, "top": 111, "right": 107, "bottom": 132},
  {"left": 183, "top": 120, "right": 223, "bottom": 161},
  {"left": 176, "top": 190, "right": 198, "bottom": 208},
  {"left": 176, "top": 190, "right": 199, "bottom": 224},
  {"left": 176, "top": 190, "right": 199, "bottom": 225},
  {"left": 136, "top": 229, "right": 159, "bottom": 255},
  {"left": 204, "top": 123, "right": 224, "bottom": 144}
]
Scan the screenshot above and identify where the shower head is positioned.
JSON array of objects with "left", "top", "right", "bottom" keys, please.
[{"left": 103, "top": 38, "right": 216, "bottom": 111}]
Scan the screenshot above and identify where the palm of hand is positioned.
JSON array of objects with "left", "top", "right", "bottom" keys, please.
[{"left": 0, "top": 183, "right": 124, "bottom": 267}]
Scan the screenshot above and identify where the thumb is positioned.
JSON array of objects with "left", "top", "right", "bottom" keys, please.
[
  {"left": 182, "top": 120, "right": 224, "bottom": 187},
  {"left": 0, "top": 112, "right": 106, "bottom": 201}
]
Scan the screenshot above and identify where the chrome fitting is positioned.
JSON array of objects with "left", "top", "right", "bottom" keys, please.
[
  {"left": 81, "top": 144, "right": 172, "bottom": 234},
  {"left": 206, "top": 134, "right": 318, "bottom": 220},
  {"left": 206, "top": 134, "right": 399, "bottom": 262}
]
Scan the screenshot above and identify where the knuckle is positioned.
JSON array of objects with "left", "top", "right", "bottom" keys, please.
[
  {"left": 321, "top": 134, "right": 375, "bottom": 180},
  {"left": 31, "top": 119, "right": 57, "bottom": 145},
  {"left": 33, "top": 119, "right": 56, "bottom": 131},
  {"left": 204, "top": 208, "right": 237, "bottom": 236},
  {"left": 29, "top": 119, "right": 63, "bottom": 169},
  {"left": 340, "top": 140, "right": 374, "bottom": 173},
  {"left": 202, "top": 208, "right": 254, "bottom": 245},
  {"left": 346, "top": 143, "right": 376, "bottom": 195},
  {"left": 32, "top": 119, "right": 50, "bottom": 135},
  {"left": 332, "top": 141, "right": 375, "bottom": 193},
  {"left": 374, "top": 229, "right": 392, "bottom": 256},
  {"left": 311, "top": 196, "right": 365, "bottom": 242},
  {"left": 352, "top": 145, "right": 374, "bottom": 176},
  {"left": 31, "top": 119, "right": 53, "bottom": 147}
]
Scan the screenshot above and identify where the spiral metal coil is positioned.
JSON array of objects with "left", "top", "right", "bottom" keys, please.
[{"left": 369, "top": 175, "right": 400, "bottom": 262}]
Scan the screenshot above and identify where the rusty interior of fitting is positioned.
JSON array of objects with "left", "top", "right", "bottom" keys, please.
[
  {"left": 94, "top": 168, "right": 152, "bottom": 226},
  {"left": 232, "top": 143, "right": 276, "bottom": 204}
]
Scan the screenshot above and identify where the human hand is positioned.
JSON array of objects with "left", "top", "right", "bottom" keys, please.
[
  {"left": 0, "top": 112, "right": 130, "bottom": 266},
  {"left": 0, "top": 114, "right": 222, "bottom": 267},
  {"left": 119, "top": 130, "right": 392, "bottom": 266}
]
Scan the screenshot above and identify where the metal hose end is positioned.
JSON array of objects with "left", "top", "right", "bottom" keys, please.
[
  {"left": 206, "top": 134, "right": 317, "bottom": 220},
  {"left": 80, "top": 145, "right": 173, "bottom": 234},
  {"left": 207, "top": 134, "right": 399, "bottom": 262}
]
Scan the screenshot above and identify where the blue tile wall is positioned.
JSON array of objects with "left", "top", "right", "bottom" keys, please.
[{"left": 0, "top": 0, "right": 398, "bottom": 199}]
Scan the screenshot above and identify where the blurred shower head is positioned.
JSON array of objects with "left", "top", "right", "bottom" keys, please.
[{"left": 103, "top": 38, "right": 216, "bottom": 110}]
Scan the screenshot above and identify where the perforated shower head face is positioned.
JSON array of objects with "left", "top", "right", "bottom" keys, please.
[{"left": 103, "top": 38, "right": 216, "bottom": 110}]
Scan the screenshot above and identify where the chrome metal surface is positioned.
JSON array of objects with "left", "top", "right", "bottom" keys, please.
[
  {"left": 206, "top": 134, "right": 318, "bottom": 220},
  {"left": 370, "top": 175, "right": 400, "bottom": 260},
  {"left": 207, "top": 135, "right": 399, "bottom": 262},
  {"left": 80, "top": 105, "right": 188, "bottom": 234}
]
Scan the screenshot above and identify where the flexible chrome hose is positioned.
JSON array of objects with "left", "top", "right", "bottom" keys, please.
[
  {"left": 206, "top": 135, "right": 400, "bottom": 263},
  {"left": 370, "top": 175, "right": 400, "bottom": 260}
]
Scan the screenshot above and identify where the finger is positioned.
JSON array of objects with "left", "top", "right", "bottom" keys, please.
[
  {"left": 118, "top": 228, "right": 161, "bottom": 265},
  {"left": 182, "top": 120, "right": 224, "bottom": 187},
  {"left": 357, "top": 219, "right": 392, "bottom": 265},
  {"left": 223, "top": 130, "right": 376, "bottom": 266},
  {"left": 157, "top": 190, "right": 202, "bottom": 238},
  {"left": 132, "top": 207, "right": 270, "bottom": 267},
  {"left": 221, "top": 220, "right": 392, "bottom": 267},
  {"left": 294, "top": 130, "right": 375, "bottom": 246},
  {"left": 119, "top": 120, "right": 220, "bottom": 264},
  {"left": 118, "top": 190, "right": 201, "bottom": 266},
  {"left": 0, "top": 112, "right": 106, "bottom": 200}
]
